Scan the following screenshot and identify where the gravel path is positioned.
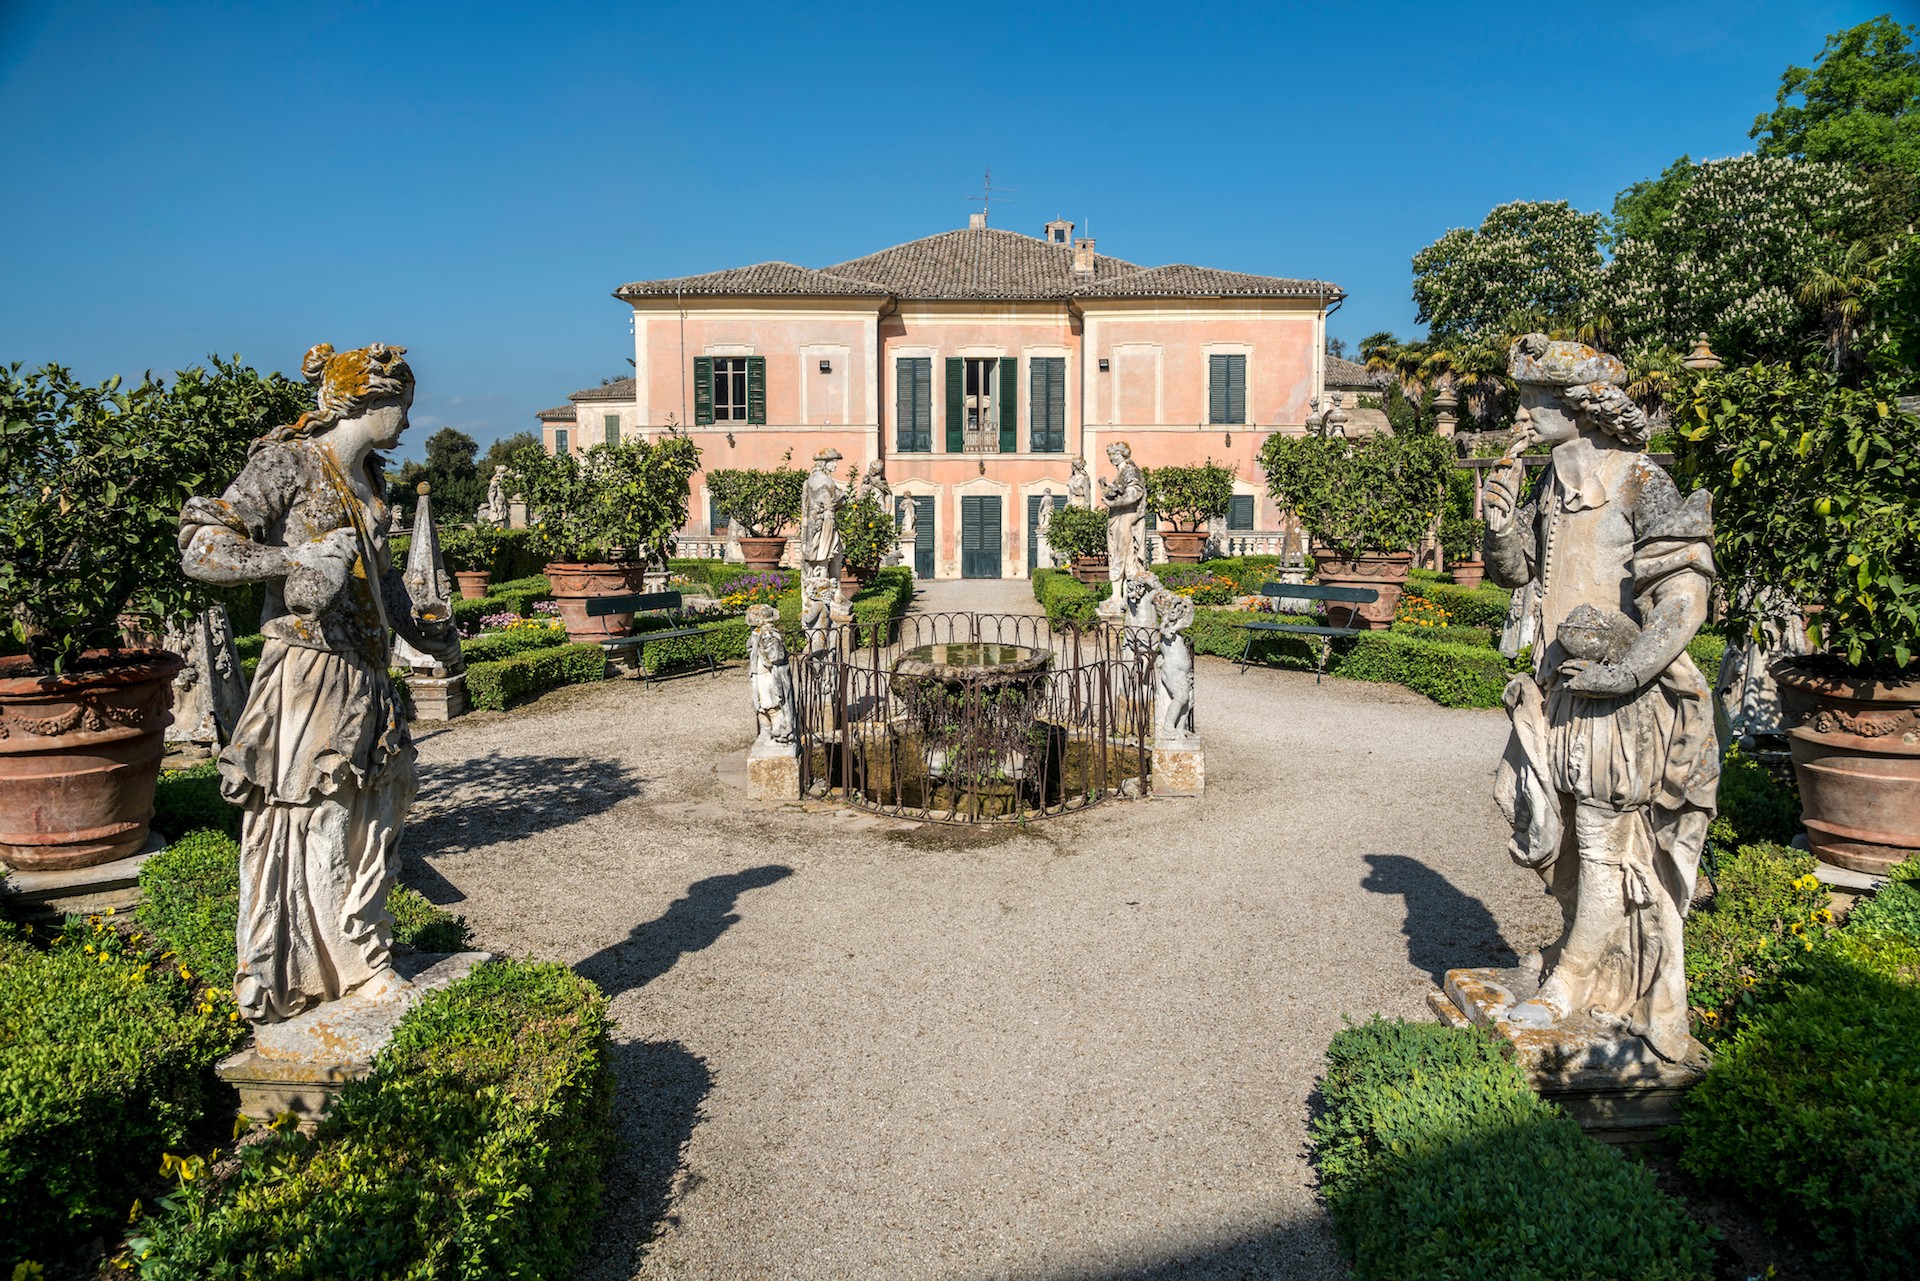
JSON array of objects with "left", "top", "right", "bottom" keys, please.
[{"left": 404, "top": 593, "right": 1559, "bottom": 1280}]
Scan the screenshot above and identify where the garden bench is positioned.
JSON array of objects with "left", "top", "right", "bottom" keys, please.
[
  {"left": 1236, "top": 581, "right": 1379, "bottom": 682},
  {"left": 586, "top": 591, "right": 719, "bottom": 683}
]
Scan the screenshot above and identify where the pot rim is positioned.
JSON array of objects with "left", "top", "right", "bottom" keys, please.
[
  {"left": 1772, "top": 656, "right": 1919, "bottom": 704},
  {"left": 0, "top": 647, "right": 184, "bottom": 696}
]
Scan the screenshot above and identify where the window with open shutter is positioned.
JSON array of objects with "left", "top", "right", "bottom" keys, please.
[
  {"left": 746, "top": 356, "right": 766, "bottom": 425},
  {"left": 693, "top": 356, "right": 714, "bottom": 425},
  {"left": 945, "top": 358, "right": 964, "bottom": 452},
  {"left": 604, "top": 414, "right": 620, "bottom": 446},
  {"left": 1208, "top": 353, "right": 1247, "bottom": 425},
  {"left": 896, "top": 357, "right": 932, "bottom": 452},
  {"left": 1229, "top": 494, "right": 1255, "bottom": 530},
  {"left": 997, "top": 356, "right": 1018, "bottom": 453},
  {"left": 1029, "top": 357, "right": 1066, "bottom": 453}
]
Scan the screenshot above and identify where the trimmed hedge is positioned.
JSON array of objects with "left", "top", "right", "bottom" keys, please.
[
  {"left": 1389, "top": 620, "right": 1495, "bottom": 648},
  {"left": 0, "top": 920, "right": 243, "bottom": 1270},
  {"left": 1406, "top": 568, "right": 1515, "bottom": 629},
  {"left": 450, "top": 581, "right": 552, "bottom": 631},
  {"left": 387, "top": 886, "right": 472, "bottom": 953},
  {"left": 465, "top": 643, "right": 606, "bottom": 711},
  {"left": 458, "top": 623, "right": 570, "bottom": 665},
  {"left": 132, "top": 959, "right": 614, "bottom": 1280},
  {"left": 1312, "top": 1018, "right": 1714, "bottom": 1281},
  {"left": 1032, "top": 567, "right": 1107, "bottom": 624},
  {"left": 635, "top": 565, "right": 914, "bottom": 674},
  {"left": 667, "top": 558, "right": 767, "bottom": 594}
]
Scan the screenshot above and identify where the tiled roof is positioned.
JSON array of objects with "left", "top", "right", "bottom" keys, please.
[
  {"left": 1071, "top": 263, "right": 1340, "bottom": 300},
  {"left": 822, "top": 228, "right": 1145, "bottom": 300},
  {"left": 1325, "top": 355, "right": 1386, "bottom": 387},
  {"left": 615, "top": 261, "right": 889, "bottom": 298},
  {"left": 571, "top": 377, "right": 636, "bottom": 402},
  {"left": 536, "top": 404, "right": 576, "bottom": 421}
]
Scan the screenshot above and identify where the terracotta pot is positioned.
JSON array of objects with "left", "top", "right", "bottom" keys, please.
[
  {"left": 1071, "top": 555, "right": 1109, "bottom": 586},
  {"left": 1159, "top": 530, "right": 1209, "bottom": 564},
  {"left": 840, "top": 567, "right": 869, "bottom": 600},
  {"left": 0, "top": 649, "right": 184, "bottom": 871},
  {"left": 544, "top": 562, "right": 648, "bottom": 642},
  {"left": 1312, "top": 547, "right": 1412, "bottom": 630},
  {"left": 1774, "top": 659, "right": 1920, "bottom": 876},
  {"left": 738, "top": 536, "right": 788, "bottom": 573},
  {"left": 452, "top": 570, "right": 493, "bottom": 599},
  {"left": 1450, "top": 560, "right": 1487, "bottom": 590}
]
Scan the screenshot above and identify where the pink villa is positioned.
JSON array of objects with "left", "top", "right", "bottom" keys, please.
[{"left": 538, "top": 215, "right": 1380, "bottom": 580}]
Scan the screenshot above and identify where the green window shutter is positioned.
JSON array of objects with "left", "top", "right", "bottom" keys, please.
[
  {"left": 1227, "top": 354, "right": 1246, "bottom": 425},
  {"left": 1208, "top": 354, "right": 1228, "bottom": 424},
  {"left": 693, "top": 356, "right": 714, "bottom": 426},
  {"left": 604, "top": 414, "right": 620, "bottom": 446},
  {"left": 945, "top": 357, "right": 964, "bottom": 452},
  {"left": 1229, "top": 494, "right": 1255, "bottom": 530},
  {"left": 897, "top": 357, "right": 932, "bottom": 452},
  {"left": 1029, "top": 357, "right": 1066, "bottom": 452},
  {"left": 553, "top": 428, "right": 569, "bottom": 455},
  {"left": 998, "top": 356, "right": 1018, "bottom": 452},
  {"left": 746, "top": 356, "right": 766, "bottom": 425}
]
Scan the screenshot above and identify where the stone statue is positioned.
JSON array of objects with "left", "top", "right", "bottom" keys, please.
[
  {"left": 486, "top": 465, "right": 508, "bottom": 525},
  {"left": 1482, "top": 334, "right": 1719, "bottom": 1063},
  {"left": 896, "top": 495, "right": 919, "bottom": 573},
  {"left": 1098, "top": 442, "right": 1148, "bottom": 616},
  {"left": 1034, "top": 489, "right": 1057, "bottom": 569},
  {"left": 800, "top": 447, "right": 848, "bottom": 584},
  {"left": 1715, "top": 585, "right": 1810, "bottom": 753},
  {"left": 856, "top": 459, "right": 891, "bottom": 507},
  {"left": 163, "top": 604, "right": 249, "bottom": 749},
  {"left": 1067, "top": 455, "right": 1092, "bottom": 508},
  {"left": 179, "top": 342, "right": 460, "bottom": 1025},
  {"left": 746, "top": 603, "right": 796, "bottom": 752},
  {"left": 800, "top": 567, "right": 850, "bottom": 653},
  {"left": 1151, "top": 589, "right": 1197, "bottom": 745},
  {"left": 393, "top": 481, "right": 459, "bottom": 676},
  {"left": 1120, "top": 568, "right": 1163, "bottom": 652}
]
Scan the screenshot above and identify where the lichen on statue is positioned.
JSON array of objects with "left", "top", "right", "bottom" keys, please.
[
  {"left": 1482, "top": 334, "right": 1720, "bottom": 1063},
  {"left": 178, "top": 342, "right": 460, "bottom": 1024}
]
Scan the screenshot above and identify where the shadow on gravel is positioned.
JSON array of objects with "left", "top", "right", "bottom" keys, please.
[
  {"left": 402, "top": 750, "right": 648, "bottom": 894},
  {"left": 1361, "top": 852, "right": 1517, "bottom": 982},
  {"left": 572, "top": 1038, "right": 712, "bottom": 1281},
  {"left": 1018, "top": 1216, "right": 1343, "bottom": 1281},
  {"left": 574, "top": 865, "right": 795, "bottom": 1000}
]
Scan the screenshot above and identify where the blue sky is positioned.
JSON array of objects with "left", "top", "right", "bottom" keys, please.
[{"left": 0, "top": 0, "right": 1888, "bottom": 458}]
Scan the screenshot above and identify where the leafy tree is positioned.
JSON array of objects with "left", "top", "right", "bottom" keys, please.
[
  {"left": 705, "top": 466, "right": 806, "bottom": 537},
  {"left": 1864, "top": 232, "right": 1920, "bottom": 377},
  {"left": 1411, "top": 201, "right": 1605, "bottom": 343},
  {"left": 481, "top": 431, "right": 539, "bottom": 477},
  {"left": 512, "top": 434, "right": 700, "bottom": 564},
  {"left": 1607, "top": 155, "right": 1696, "bottom": 249},
  {"left": 1751, "top": 16, "right": 1920, "bottom": 175},
  {"left": 424, "top": 427, "right": 479, "bottom": 475},
  {"left": 1144, "top": 461, "right": 1236, "bottom": 530}
]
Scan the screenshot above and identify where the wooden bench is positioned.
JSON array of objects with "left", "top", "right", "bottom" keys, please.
[
  {"left": 1237, "top": 581, "right": 1380, "bottom": 682},
  {"left": 586, "top": 591, "right": 720, "bottom": 683}
]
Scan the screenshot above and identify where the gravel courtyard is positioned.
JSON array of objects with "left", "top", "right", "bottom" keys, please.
[{"left": 402, "top": 590, "right": 1560, "bottom": 1280}]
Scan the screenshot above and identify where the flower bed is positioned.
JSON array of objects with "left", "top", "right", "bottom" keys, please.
[{"left": 449, "top": 576, "right": 552, "bottom": 632}]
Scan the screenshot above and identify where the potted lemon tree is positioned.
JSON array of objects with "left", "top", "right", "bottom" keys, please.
[
  {"left": 707, "top": 466, "right": 806, "bottom": 570},
  {"left": 1145, "top": 461, "right": 1235, "bottom": 563},
  {"left": 1046, "top": 505, "right": 1112, "bottom": 586}
]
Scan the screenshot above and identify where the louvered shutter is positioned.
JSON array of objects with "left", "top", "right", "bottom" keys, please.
[
  {"left": 746, "top": 356, "right": 766, "bottom": 425},
  {"left": 1042, "top": 358, "right": 1068, "bottom": 451},
  {"left": 998, "top": 357, "right": 1018, "bottom": 452},
  {"left": 693, "top": 356, "right": 714, "bottom": 425},
  {"left": 945, "top": 357, "right": 964, "bottom": 452},
  {"left": 1208, "top": 354, "right": 1228, "bottom": 425},
  {"left": 895, "top": 359, "right": 915, "bottom": 452},
  {"left": 1227, "top": 355, "right": 1246, "bottom": 425},
  {"left": 913, "top": 359, "right": 932, "bottom": 450},
  {"left": 1229, "top": 494, "right": 1255, "bottom": 530}
]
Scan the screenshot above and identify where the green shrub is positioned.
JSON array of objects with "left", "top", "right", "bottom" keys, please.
[
  {"left": 1686, "top": 631, "right": 1727, "bottom": 687},
  {"left": 1685, "top": 841, "right": 1831, "bottom": 1039},
  {"left": 1031, "top": 568, "right": 1106, "bottom": 623},
  {"left": 1709, "top": 743, "right": 1802, "bottom": 850},
  {"left": 464, "top": 643, "right": 606, "bottom": 712},
  {"left": 1, "top": 921, "right": 242, "bottom": 1270},
  {"left": 1334, "top": 631, "right": 1512, "bottom": 708},
  {"left": 636, "top": 566, "right": 912, "bottom": 672},
  {"left": 138, "top": 830, "right": 242, "bottom": 986},
  {"left": 233, "top": 633, "right": 264, "bottom": 663},
  {"left": 666, "top": 559, "right": 765, "bottom": 594},
  {"left": 154, "top": 759, "right": 240, "bottom": 840},
  {"left": 1187, "top": 606, "right": 1320, "bottom": 670},
  {"left": 133, "top": 959, "right": 614, "bottom": 1280},
  {"left": 1389, "top": 620, "right": 1494, "bottom": 648},
  {"left": 458, "top": 623, "right": 570, "bottom": 665},
  {"left": 1312, "top": 1018, "right": 1713, "bottom": 1281},
  {"left": 1847, "top": 857, "right": 1920, "bottom": 941},
  {"left": 450, "top": 583, "right": 552, "bottom": 631},
  {"left": 1681, "top": 932, "right": 1920, "bottom": 1279},
  {"left": 387, "top": 886, "right": 471, "bottom": 954},
  {"left": 1045, "top": 504, "right": 1110, "bottom": 562}
]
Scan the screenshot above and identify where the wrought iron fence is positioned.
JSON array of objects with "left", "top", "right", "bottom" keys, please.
[{"left": 793, "top": 612, "right": 1154, "bottom": 823}]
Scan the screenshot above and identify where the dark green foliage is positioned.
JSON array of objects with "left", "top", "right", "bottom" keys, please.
[
  {"left": 511, "top": 434, "right": 701, "bottom": 564},
  {"left": 1608, "top": 154, "right": 1698, "bottom": 249},
  {"left": 1312, "top": 1018, "right": 1714, "bottom": 1281},
  {"left": 449, "top": 581, "right": 552, "bottom": 630},
  {"left": 458, "top": 624, "right": 570, "bottom": 665},
  {"left": 1405, "top": 570, "right": 1515, "bottom": 629},
  {"left": 1438, "top": 465, "right": 1481, "bottom": 563},
  {"left": 1389, "top": 621, "right": 1493, "bottom": 648},
  {"left": 484, "top": 529, "right": 544, "bottom": 582},
  {"left": 1043, "top": 504, "right": 1110, "bottom": 562},
  {"left": 464, "top": 643, "right": 607, "bottom": 712},
  {"left": 1259, "top": 428, "right": 1454, "bottom": 557},
  {"left": 1846, "top": 856, "right": 1920, "bottom": 941},
  {"left": 1681, "top": 930, "right": 1920, "bottom": 1279},
  {"left": 1031, "top": 568, "right": 1107, "bottom": 623},
  {"left": 137, "top": 829, "right": 243, "bottom": 987},
  {"left": 1685, "top": 841, "right": 1830, "bottom": 1039},
  {"left": 1143, "top": 461, "right": 1236, "bottom": 528},
  {"left": 132, "top": 960, "right": 614, "bottom": 1281},
  {"left": 1709, "top": 744, "right": 1802, "bottom": 850},
  {"left": 479, "top": 430, "right": 539, "bottom": 478},
  {"left": 1, "top": 919, "right": 242, "bottom": 1270},
  {"left": 1331, "top": 631, "right": 1512, "bottom": 708},
  {"left": 154, "top": 759, "right": 240, "bottom": 841},
  {"left": 386, "top": 886, "right": 471, "bottom": 953},
  {"left": 1750, "top": 16, "right": 1920, "bottom": 174},
  {"left": 1686, "top": 631, "right": 1726, "bottom": 687},
  {"left": 704, "top": 465, "right": 806, "bottom": 537}
]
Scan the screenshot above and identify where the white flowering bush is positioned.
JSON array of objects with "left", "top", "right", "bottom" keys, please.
[{"left": 1411, "top": 201, "right": 1605, "bottom": 343}]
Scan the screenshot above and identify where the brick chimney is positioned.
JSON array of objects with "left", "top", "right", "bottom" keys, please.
[
  {"left": 968, "top": 211, "right": 987, "bottom": 230},
  {"left": 1072, "top": 236, "right": 1097, "bottom": 277}
]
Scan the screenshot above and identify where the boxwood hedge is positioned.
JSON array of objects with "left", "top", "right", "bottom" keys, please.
[{"left": 464, "top": 642, "right": 607, "bottom": 711}]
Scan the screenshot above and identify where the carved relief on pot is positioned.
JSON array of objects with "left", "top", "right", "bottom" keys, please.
[{"left": 1808, "top": 706, "right": 1920, "bottom": 741}]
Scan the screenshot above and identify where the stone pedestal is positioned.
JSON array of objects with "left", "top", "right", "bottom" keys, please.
[
  {"left": 1151, "top": 741, "right": 1206, "bottom": 797},
  {"left": 747, "top": 741, "right": 801, "bottom": 802},
  {"left": 507, "top": 499, "right": 528, "bottom": 529},
  {"left": 0, "top": 833, "right": 162, "bottom": 921},
  {"left": 217, "top": 950, "right": 490, "bottom": 1127},
  {"left": 1429, "top": 964, "right": 1705, "bottom": 1144},
  {"left": 406, "top": 671, "right": 467, "bottom": 721}
]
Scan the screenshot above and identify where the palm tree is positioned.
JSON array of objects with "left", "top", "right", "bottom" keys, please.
[{"left": 1798, "top": 240, "right": 1888, "bottom": 373}]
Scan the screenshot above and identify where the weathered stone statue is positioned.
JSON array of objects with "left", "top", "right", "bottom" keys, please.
[
  {"left": 486, "top": 465, "right": 508, "bottom": 526},
  {"left": 1034, "top": 489, "right": 1057, "bottom": 569},
  {"left": 163, "top": 604, "right": 249, "bottom": 749},
  {"left": 856, "top": 459, "right": 890, "bottom": 507},
  {"left": 896, "top": 495, "right": 919, "bottom": 573},
  {"left": 1715, "top": 584, "right": 1810, "bottom": 753},
  {"left": 1120, "top": 568, "right": 1163, "bottom": 652},
  {"left": 1482, "top": 335, "right": 1719, "bottom": 1064},
  {"left": 392, "top": 482, "right": 466, "bottom": 721},
  {"left": 1151, "top": 589, "right": 1197, "bottom": 745},
  {"left": 746, "top": 603, "right": 796, "bottom": 752},
  {"left": 179, "top": 342, "right": 460, "bottom": 1025},
  {"left": 1099, "top": 442, "right": 1148, "bottom": 616},
  {"left": 800, "top": 447, "right": 848, "bottom": 585},
  {"left": 800, "top": 568, "right": 850, "bottom": 653},
  {"left": 1067, "top": 455, "right": 1092, "bottom": 508}
]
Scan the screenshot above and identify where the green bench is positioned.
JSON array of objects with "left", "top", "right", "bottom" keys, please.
[
  {"left": 1237, "top": 581, "right": 1380, "bottom": 682},
  {"left": 585, "top": 590, "right": 720, "bottom": 682}
]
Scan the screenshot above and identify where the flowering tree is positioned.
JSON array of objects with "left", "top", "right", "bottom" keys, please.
[{"left": 1411, "top": 201, "right": 1605, "bottom": 343}]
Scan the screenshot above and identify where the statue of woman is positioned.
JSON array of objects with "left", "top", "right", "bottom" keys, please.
[
  {"left": 180, "top": 342, "right": 458, "bottom": 1024},
  {"left": 746, "top": 603, "right": 796, "bottom": 751},
  {"left": 1067, "top": 455, "right": 1092, "bottom": 508},
  {"left": 799, "top": 448, "right": 846, "bottom": 578},
  {"left": 1482, "top": 335, "right": 1718, "bottom": 1063},
  {"left": 1100, "top": 442, "right": 1148, "bottom": 612}
]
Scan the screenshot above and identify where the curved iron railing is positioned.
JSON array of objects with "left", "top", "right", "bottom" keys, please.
[{"left": 794, "top": 612, "right": 1154, "bottom": 823}]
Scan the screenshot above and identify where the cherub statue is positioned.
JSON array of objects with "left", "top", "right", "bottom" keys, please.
[
  {"left": 1151, "top": 588, "right": 1197, "bottom": 745},
  {"left": 746, "top": 603, "right": 796, "bottom": 752}
]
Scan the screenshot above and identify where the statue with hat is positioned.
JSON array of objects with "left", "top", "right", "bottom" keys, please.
[{"left": 799, "top": 447, "right": 850, "bottom": 587}]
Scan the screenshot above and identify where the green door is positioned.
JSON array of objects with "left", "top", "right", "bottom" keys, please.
[{"left": 961, "top": 495, "right": 1002, "bottom": 579}]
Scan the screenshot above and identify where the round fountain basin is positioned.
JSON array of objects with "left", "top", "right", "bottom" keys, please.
[{"left": 893, "top": 642, "right": 1049, "bottom": 683}]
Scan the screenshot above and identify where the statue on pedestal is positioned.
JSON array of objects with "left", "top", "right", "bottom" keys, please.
[
  {"left": 1151, "top": 589, "right": 1197, "bottom": 745},
  {"left": 180, "top": 342, "right": 460, "bottom": 1025},
  {"left": 1067, "top": 455, "right": 1093, "bottom": 508},
  {"left": 896, "top": 495, "right": 919, "bottom": 573},
  {"left": 486, "top": 465, "right": 509, "bottom": 526},
  {"left": 1034, "top": 488, "right": 1057, "bottom": 569},
  {"left": 746, "top": 603, "right": 796, "bottom": 752},
  {"left": 799, "top": 447, "right": 849, "bottom": 587},
  {"left": 163, "top": 604, "right": 249, "bottom": 749},
  {"left": 1482, "top": 334, "right": 1719, "bottom": 1063},
  {"left": 1098, "top": 442, "right": 1148, "bottom": 617}
]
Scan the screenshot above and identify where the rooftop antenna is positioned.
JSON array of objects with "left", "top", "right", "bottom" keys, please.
[{"left": 966, "top": 167, "right": 1015, "bottom": 225}]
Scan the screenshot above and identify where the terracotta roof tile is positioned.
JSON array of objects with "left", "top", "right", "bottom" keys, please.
[
  {"left": 822, "top": 228, "right": 1145, "bottom": 300},
  {"left": 1325, "top": 355, "right": 1386, "bottom": 387},
  {"left": 1071, "top": 263, "right": 1339, "bottom": 300},
  {"left": 615, "top": 261, "right": 889, "bottom": 298},
  {"left": 571, "top": 377, "right": 636, "bottom": 401}
]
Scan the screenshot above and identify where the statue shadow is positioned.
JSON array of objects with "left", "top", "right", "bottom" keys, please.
[
  {"left": 1360, "top": 853, "right": 1518, "bottom": 983},
  {"left": 572, "top": 1038, "right": 713, "bottom": 1281},
  {"left": 574, "top": 865, "right": 795, "bottom": 1001}
]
